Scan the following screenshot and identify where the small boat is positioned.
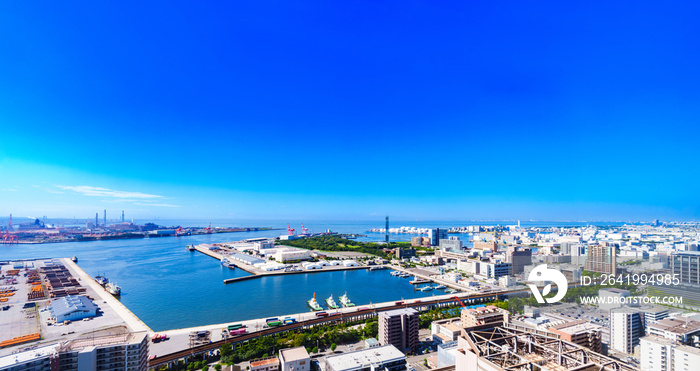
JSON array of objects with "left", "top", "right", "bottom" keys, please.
[
  {"left": 390, "top": 271, "right": 399, "bottom": 276},
  {"left": 187, "top": 245, "right": 195, "bottom": 252},
  {"left": 95, "top": 274, "right": 109, "bottom": 287},
  {"left": 221, "top": 258, "right": 235, "bottom": 269},
  {"left": 71, "top": 256, "right": 78, "bottom": 263},
  {"left": 339, "top": 292, "right": 355, "bottom": 307},
  {"left": 308, "top": 293, "right": 323, "bottom": 311},
  {"left": 106, "top": 282, "right": 121, "bottom": 296},
  {"left": 325, "top": 294, "right": 340, "bottom": 309},
  {"left": 420, "top": 286, "right": 433, "bottom": 292},
  {"left": 445, "top": 288, "right": 457, "bottom": 294},
  {"left": 434, "top": 284, "right": 446, "bottom": 289}
]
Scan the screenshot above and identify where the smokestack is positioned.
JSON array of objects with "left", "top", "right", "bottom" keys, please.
[
  {"left": 104, "top": 210, "right": 107, "bottom": 226},
  {"left": 121, "top": 210, "right": 125, "bottom": 223},
  {"left": 95, "top": 213, "right": 98, "bottom": 227}
]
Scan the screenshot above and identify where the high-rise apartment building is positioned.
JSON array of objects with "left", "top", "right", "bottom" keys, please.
[
  {"left": 610, "top": 307, "right": 644, "bottom": 354},
  {"left": 460, "top": 305, "right": 510, "bottom": 328},
  {"left": 584, "top": 243, "right": 617, "bottom": 275},
  {"left": 378, "top": 308, "right": 419, "bottom": 352},
  {"left": 640, "top": 335, "right": 700, "bottom": 371}
]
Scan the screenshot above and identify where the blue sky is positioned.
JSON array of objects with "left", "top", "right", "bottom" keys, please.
[{"left": 1, "top": 1, "right": 699, "bottom": 221}]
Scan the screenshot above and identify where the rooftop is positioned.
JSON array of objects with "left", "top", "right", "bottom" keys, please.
[
  {"left": 325, "top": 345, "right": 405, "bottom": 370},
  {"left": 250, "top": 357, "right": 280, "bottom": 368},
  {"left": 649, "top": 318, "right": 700, "bottom": 334},
  {"left": 280, "top": 346, "right": 310, "bottom": 362},
  {"left": 48, "top": 295, "right": 98, "bottom": 318},
  {"left": 379, "top": 308, "right": 418, "bottom": 318}
]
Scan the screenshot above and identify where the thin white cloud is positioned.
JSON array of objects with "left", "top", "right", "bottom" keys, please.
[
  {"left": 0, "top": 188, "right": 17, "bottom": 192},
  {"left": 56, "top": 185, "right": 162, "bottom": 199},
  {"left": 134, "top": 202, "right": 181, "bottom": 208}
]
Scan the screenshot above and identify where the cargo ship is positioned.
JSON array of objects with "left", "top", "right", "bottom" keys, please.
[
  {"left": 307, "top": 293, "right": 323, "bottom": 311},
  {"left": 325, "top": 294, "right": 340, "bottom": 309},
  {"left": 221, "top": 258, "right": 236, "bottom": 269},
  {"left": 339, "top": 292, "right": 355, "bottom": 307}
]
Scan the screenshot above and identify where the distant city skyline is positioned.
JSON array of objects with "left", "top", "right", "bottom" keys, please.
[{"left": 1, "top": 2, "right": 699, "bottom": 221}]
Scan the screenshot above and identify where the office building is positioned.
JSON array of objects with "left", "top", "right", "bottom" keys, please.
[
  {"left": 279, "top": 347, "right": 310, "bottom": 371},
  {"left": 378, "top": 308, "right": 419, "bottom": 352},
  {"left": 324, "top": 345, "right": 406, "bottom": 371},
  {"left": 505, "top": 246, "right": 532, "bottom": 274},
  {"left": 439, "top": 236, "right": 462, "bottom": 251},
  {"left": 610, "top": 307, "right": 644, "bottom": 354},
  {"left": 429, "top": 228, "right": 448, "bottom": 246},
  {"left": 396, "top": 247, "right": 416, "bottom": 260},
  {"left": 547, "top": 320, "right": 602, "bottom": 353},
  {"left": 460, "top": 305, "right": 509, "bottom": 328},
  {"left": 473, "top": 241, "right": 496, "bottom": 251},
  {"left": 584, "top": 243, "right": 617, "bottom": 275},
  {"left": 672, "top": 251, "right": 700, "bottom": 285}
]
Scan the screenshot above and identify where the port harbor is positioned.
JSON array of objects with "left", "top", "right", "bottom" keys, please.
[{"left": 192, "top": 242, "right": 381, "bottom": 283}]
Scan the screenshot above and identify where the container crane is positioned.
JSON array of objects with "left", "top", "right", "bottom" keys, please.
[
  {"left": 301, "top": 223, "right": 309, "bottom": 235},
  {"left": 205, "top": 223, "right": 212, "bottom": 234},
  {"left": 287, "top": 223, "right": 295, "bottom": 235}
]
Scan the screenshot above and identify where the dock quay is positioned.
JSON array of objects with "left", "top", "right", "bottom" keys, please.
[
  {"left": 147, "top": 290, "right": 511, "bottom": 369},
  {"left": 193, "top": 244, "right": 375, "bottom": 283}
]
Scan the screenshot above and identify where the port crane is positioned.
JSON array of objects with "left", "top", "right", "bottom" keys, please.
[
  {"left": 301, "top": 223, "right": 309, "bottom": 235},
  {"left": 287, "top": 223, "right": 295, "bottom": 235},
  {"left": 204, "top": 223, "right": 212, "bottom": 234},
  {"left": 3, "top": 214, "right": 18, "bottom": 244}
]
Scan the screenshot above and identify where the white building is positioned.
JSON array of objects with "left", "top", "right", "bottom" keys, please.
[
  {"left": 610, "top": 307, "right": 644, "bottom": 354},
  {"left": 598, "top": 288, "right": 630, "bottom": 312},
  {"left": 324, "top": 345, "right": 406, "bottom": 371},
  {"left": 640, "top": 335, "right": 700, "bottom": 371},
  {"left": 275, "top": 249, "right": 311, "bottom": 262},
  {"left": 279, "top": 347, "right": 310, "bottom": 371},
  {"left": 342, "top": 260, "right": 359, "bottom": 267}
]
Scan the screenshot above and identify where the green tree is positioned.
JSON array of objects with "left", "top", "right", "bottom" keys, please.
[
  {"left": 330, "top": 343, "right": 337, "bottom": 351},
  {"left": 220, "top": 343, "right": 233, "bottom": 358},
  {"left": 214, "top": 364, "right": 222, "bottom": 371},
  {"left": 202, "top": 366, "right": 209, "bottom": 371},
  {"left": 312, "top": 346, "right": 318, "bottom": 354}
]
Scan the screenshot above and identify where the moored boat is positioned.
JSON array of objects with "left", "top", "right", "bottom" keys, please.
[
  {"left": 187, "top": 245, "right": 195, "bottom": 251},
  {"left": 307, "top": 293, "right": 323, "bottom": 311},
  {"left": 420, "top": 286, "right": 433, "bottom": 292},
  {"left": 339, "top": 292, "right": 355, "bottom": 307},
  {"left": 325, "top": 294, "right": 340, "bottom": 309},
  {"left": 95, "top": 274, "right": 109, "bottom": 286},
  {"left": 106, "top": 282, "right": 121, "bottom": 296}
]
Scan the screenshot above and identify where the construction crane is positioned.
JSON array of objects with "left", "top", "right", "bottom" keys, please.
[
  {"left": 287, "top": 223, "right": 295, "bottom": 235},
  {"left": 204, "top": 223, "right": 212, "bottom": 234},
  {"left": 301, "top": 223, "right": 309, "bottom": 235}
]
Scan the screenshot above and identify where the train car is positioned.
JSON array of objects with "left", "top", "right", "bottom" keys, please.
[{"left": 315, "top": 311, "right": 328, "bottom": 318}]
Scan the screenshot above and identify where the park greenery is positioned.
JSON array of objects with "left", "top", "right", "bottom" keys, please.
[
  {"left": 218, "top": 318, "right": 379, "bottom": 365},
  {"left": 276, "top": 235, "right": 417, "bottom": 259}
]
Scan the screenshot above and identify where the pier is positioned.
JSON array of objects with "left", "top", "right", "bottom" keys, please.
[
  {"left": 147, "top": 290, "right": 509, "bottom": 369},
  {"left": 193, "top": 244, "right": 375, "bottom": 283}
]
